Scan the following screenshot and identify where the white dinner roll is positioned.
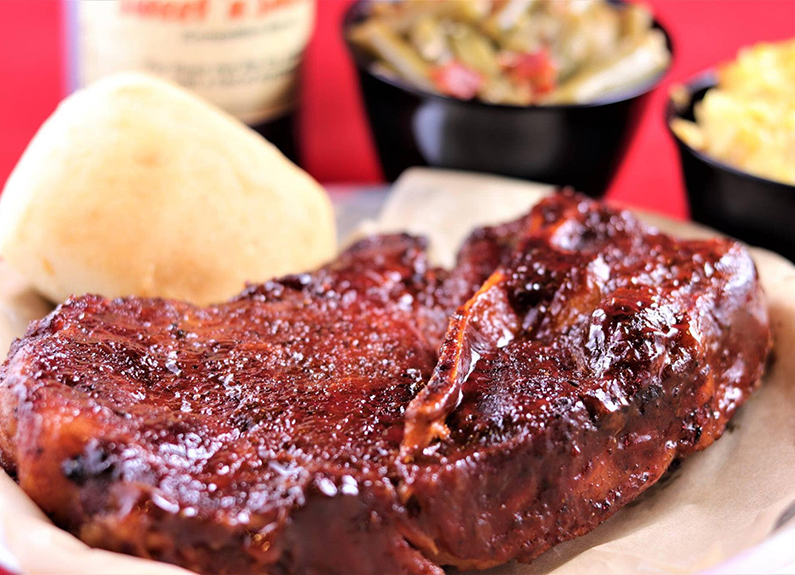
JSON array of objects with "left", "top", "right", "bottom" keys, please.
[{"left": 0, "top": 72, "right": 336, "bottom": 305}]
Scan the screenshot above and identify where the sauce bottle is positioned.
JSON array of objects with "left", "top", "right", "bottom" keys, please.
[{"left": 64, "top": 0, "right": 315, "bottom": 164}]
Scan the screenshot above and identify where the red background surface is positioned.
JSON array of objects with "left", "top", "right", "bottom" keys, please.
[{"left": 1, "top": 1, "right": 794, "bottom": 220}]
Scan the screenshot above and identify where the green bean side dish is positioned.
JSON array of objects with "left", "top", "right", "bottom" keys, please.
[{"left": 349, "top": 0, "right": 670, "bottom": 105}]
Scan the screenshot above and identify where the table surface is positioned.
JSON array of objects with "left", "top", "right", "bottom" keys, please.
[{"left": 2, "top": 0, "right": 795, "bottom": 221}]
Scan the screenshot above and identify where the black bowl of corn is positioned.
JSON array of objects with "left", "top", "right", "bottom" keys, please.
[{"left": 344, "top": 0, "right": 672, "bottom": 197}]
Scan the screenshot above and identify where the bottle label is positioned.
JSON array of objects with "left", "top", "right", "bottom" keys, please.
[{"left": 74, "top": 0, "right": 315, "bottom": 124}]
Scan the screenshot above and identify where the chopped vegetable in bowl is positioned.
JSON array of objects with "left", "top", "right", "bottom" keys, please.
[{"left": 348, "top": 0, "right": 670, "bottom": 105}]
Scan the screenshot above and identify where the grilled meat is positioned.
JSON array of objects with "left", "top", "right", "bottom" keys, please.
[
  {"left": 0, "top": 234, "right": 455, "bottom": 574},
  {"left": 0, "top": 193, "right": 770, "bottom": 574},
  {"left": 400, "top": 192, "right": 771, "bottom": 569}
]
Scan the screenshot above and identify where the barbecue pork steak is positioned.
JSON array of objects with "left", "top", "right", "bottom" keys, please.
[
  {"left": 400, "top": 192, "right": 771, "bottom": 569},
  {"left": 0, "top": 193, "right": 770, "bottom": 574},
  {"left": 0, "top": 227, "right": 515, "bottom": 575}
]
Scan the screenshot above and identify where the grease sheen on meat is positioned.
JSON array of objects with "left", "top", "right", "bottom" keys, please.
[
  {"left": 0, "top": 193, "right": 771, "bottom": 575},
  {"left": 0, "top": 234, "right": 462, "bottom": 574},
  {"left": 400, "top": 192, "right": 771, "bottom": 569}
]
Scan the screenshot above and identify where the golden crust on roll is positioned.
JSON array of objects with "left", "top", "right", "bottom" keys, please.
[{"left": 0, "top": 72, "right": 336, "bottom": 305}]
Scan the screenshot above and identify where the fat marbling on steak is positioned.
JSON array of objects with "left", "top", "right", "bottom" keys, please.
[{"left": 0, "top": 193, "right": 771, "bottom": 574}]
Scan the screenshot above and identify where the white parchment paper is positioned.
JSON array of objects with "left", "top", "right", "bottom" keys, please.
[{"left": 1, "top": 168, "right": 794, "bottom": 574}]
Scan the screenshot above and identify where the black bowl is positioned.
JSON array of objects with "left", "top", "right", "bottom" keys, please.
[
  {"left": 667, "top": 72, "right": 795, "bottom": 261},
  {"left": 343, "top": 1, "right": 672, "bottom": 197}
]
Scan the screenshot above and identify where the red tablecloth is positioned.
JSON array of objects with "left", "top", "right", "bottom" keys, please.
[{"left": 2, "top": 0, "right": 794, "bottom": 220}]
